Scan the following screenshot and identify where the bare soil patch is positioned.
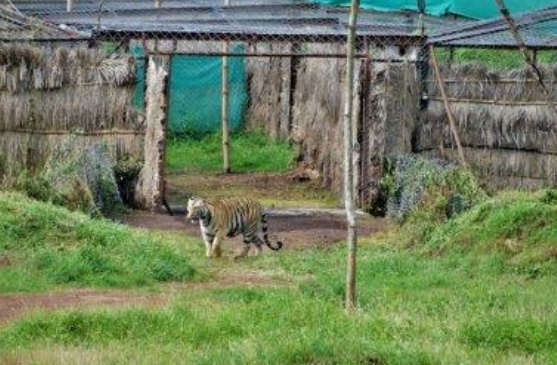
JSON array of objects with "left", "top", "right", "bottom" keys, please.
[
  {"left": 0, "top": 271, "right": 287, "bottom": 326},
  {"left": 167, "top": 171, "right": 338, "bottom": 209},
  {"left": 0, "top": 289, "right": 166, "bottom": 325}
]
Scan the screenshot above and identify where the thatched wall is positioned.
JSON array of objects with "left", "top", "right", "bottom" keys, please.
[
  {"left": 0, "top": 44, "right": 143, "bottom": 177},
  {"left": 419, "top": 63, "right": 557, "bottom": 189},
  {"left": 245, "top": 44, "right": 418, "bottom": 206},
  {"left": 245, "top": 43, "right": 294, "bottom": 140}
]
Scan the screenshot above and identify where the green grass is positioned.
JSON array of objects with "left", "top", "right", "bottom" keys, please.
[
  {"left": 436, "top": 48, "right": 557, "bottom": 70},
  {"left": 166, "top": 131, "right": 296, "bottom": 173},
  {"left": 420, "top": 190, "right": 557, "bottom": 267},
  {"left": 1, "top": 191, "right": 557, "bottom": 364},
  {"left": 0, "top": 192, "right": 196, "bottom": 291},
  {"left": 1, "top": 241, "right": 556, "bottom": 365}
]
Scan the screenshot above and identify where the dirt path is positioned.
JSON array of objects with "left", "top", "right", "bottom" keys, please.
[
  {"left": 123, "top": 210, "right": 384, "bottom": 248},
  {"left": 0, "top": 270, "right": 291, "bottom": 326}
]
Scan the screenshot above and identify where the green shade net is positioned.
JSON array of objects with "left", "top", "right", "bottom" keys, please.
[
  {"left": 305, "top": 0, "right": 554, "bottom": 19},
  {"left": 131, "top": 45, "right": 247, "bottom": 134}
]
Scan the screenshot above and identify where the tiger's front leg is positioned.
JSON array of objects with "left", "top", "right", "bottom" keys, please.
[
  {"left": 211, "top": 233, "right": 224, "bottom": 258},
  {"left": 201, "top": 228, "right": 214, "bottom": 258}
]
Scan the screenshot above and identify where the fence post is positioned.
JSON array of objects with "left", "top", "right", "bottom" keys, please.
[
  {"left": 155, "top": 0, "right": 162, "bottom": 8},
  {"left": 67, "top": 0, "right": 74, "bottom": 12},
  {"left": 221, "top": 0, "right": 232, "bottom": 173},
  {"left": 343, "top": 0, "right": 360, "bottom": 311},
  {"left": 134, "top": 55, "right": 170, "bottom": 211}
]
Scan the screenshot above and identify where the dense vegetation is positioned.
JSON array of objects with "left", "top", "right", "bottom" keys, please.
[{"left": 1, "top": 186, "right": 557, "bottom": 364}]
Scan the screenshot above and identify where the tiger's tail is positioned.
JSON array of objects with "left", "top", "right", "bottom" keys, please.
[{"left": 261, "top": 212, "right": 283, "bottom": 251}]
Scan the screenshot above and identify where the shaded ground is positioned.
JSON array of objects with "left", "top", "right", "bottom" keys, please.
[{"left": 167, "top": 171, "right": 338, "bottom": 209}]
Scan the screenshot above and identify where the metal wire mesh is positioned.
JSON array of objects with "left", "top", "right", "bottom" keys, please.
[{"left": 2, "top": 0, "right": 557, "bottom": 209}]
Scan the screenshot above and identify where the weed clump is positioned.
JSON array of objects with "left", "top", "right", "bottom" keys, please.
[
  {"left": 12, "top": 138, "right": 137, "bottom": 217},
  {"left": 382, "top": 155, "right": 485, "bottom": 221}
]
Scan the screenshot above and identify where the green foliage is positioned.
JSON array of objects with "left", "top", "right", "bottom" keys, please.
[
  {"left": 11, "top": 140, "right": 131, "bottom": 216},
  {"left": 423, "top": 190, "right": 557, "bottom": 266},
  {"left": 435, "top": 48, "right": 557, "bottom": 70},
  {"left": 463, "top": 317, "right": 557, "bottom": 353},
  {"left": 42, "top": 139, "right": 123, "bottom": 216},
  {"left": 114, "top": 155, "right": 143, "bottom": 207},
  {"left": 2, "top": 242, "right": 557, "bottom": 364},
  {"left": 384, "top": 155, "right": 486, "bottom": 223},
  {"left": 0, "top": 192, "right": 195, "bottom": 290},
  {"left": 166, "top": 131, "right": 296, "bottom": 173}
]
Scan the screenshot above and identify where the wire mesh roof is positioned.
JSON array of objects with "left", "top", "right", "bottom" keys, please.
[
  {"left": 429, "top": 5, "right": 557, "bottom": 48},
  {"left": 0, "top": 5, "right": 85, "bottom": 41},
  {"left": 5, "top": 0, "right": 557, "bottom": 49},
  {"left": 7, "top": 0, "right": 463, "bottom": 44}
]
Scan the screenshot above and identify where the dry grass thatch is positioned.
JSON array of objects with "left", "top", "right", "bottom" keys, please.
[
  {"left": 0, "top": 44, "right": 135, "bottom": 92},
  {"left": 420, "top": 148, "right": 557, "bottom": 190},
  {"left": 420, "top": 62, "right": 557, "bottom": 188},
  {"left": 0, "top": 44, "right": 143, "bottom": 178},
  {"left": 422, "top": 63, "right": 557, "bottom": 153},
  {"left": 245, "top": 42, "right": 294, "bottom": 140}
]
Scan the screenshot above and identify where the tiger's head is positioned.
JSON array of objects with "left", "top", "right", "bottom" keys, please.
[{"left": 186, "top": 197, "right": 207, "bottom": 222}]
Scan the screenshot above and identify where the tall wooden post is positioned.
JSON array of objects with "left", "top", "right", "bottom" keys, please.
[
  {"left": 220, "top": 0, "right": 231, "bottom": 173},
  {"left": 155, "top": 0, "right": 162, "bottom": 8},
  {"left": 67, "top": 0, "right": 74, "bottom": 12},
  {"left": 343, "top": 0, "right": 360, "bottom": 311},
  {"left": 134, "top": 55, "right": 170, "bottom": 211}
]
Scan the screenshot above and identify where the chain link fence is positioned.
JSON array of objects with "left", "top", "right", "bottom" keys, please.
[{"left": 1, "top": 0, "right": 557, "bottom": 211}]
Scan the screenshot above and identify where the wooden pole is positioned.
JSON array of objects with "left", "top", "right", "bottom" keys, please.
[
  {"left": 343, "top": 0, "right": 360, "bottom": 311},
  {"left": 67, "top": 0, "right": 74, "bottom": 12},
  {"left": 221, "top": 0, "right": 231, "bottom": 173},
  {"left": 429, "top": 45, "right": 466, "bottom": 167},
  {"left": 155, "top": 0, "right": 162, "bottom": 8},
  {"left": 493, "top": 0, "right": 549, "bottom": 94}
]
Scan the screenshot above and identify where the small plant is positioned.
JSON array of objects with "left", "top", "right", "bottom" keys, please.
[
  {"left": 41, "top": 138, "right": 124, "bottom": 216},
  {"left": 114, "top": 156, "right": 143, "bottom": 208}
]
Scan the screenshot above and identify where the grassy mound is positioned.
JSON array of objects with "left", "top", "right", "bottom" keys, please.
[
  {"left": 424, "top": 190, "right": 557, "bottom": 265},
  {"left": 0, "top": 192, "right": 195, "bottom": 292}
]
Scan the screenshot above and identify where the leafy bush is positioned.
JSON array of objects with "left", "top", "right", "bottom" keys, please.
[
  {"left": 42, "top": 139, "right": 123, "bottom": 216},
  {"left": 11, "top": 139, "right": 132, "bottom": 216},
  {"left": 383, "top": 155, "right": 486, "bottom": 222}
]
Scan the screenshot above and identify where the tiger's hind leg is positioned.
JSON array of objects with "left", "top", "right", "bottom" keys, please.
[
  {"left": 235, "top": 232, "right": 259, "bottom": 260},
  {"left": 234, "top": 239, "right": 251, "bottom": 260}
]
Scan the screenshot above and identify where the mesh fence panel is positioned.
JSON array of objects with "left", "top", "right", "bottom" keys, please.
[{"left": 1, "top": 0, "right": 557, "bottom": 210}]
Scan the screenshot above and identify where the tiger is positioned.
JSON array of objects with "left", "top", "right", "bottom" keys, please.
[{"left": 186, "top": 197, "right": 283, "bottom": 259}]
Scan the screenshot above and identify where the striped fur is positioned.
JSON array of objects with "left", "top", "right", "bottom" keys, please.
[{"left": 186, "top": 197, "right": 283, "bottom": 259}]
